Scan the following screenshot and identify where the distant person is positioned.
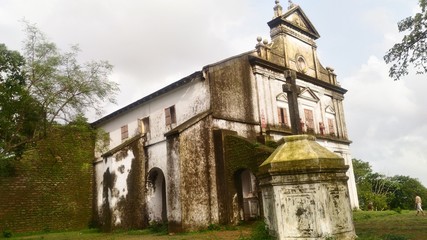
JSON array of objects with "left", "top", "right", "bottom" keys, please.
[
  {"left": 367, "top": 201, "right": 373, "bottom": 211},
  {"left": 415, "top": 195, "right": 425, "bottom": 216}
]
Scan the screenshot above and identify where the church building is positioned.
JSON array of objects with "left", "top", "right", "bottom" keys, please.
[{"left": 92, "top": 1, "right": 359, "bottom": 232}]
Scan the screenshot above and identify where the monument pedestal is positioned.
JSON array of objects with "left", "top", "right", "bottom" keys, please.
[{"left": 258, "top": 135, "right": 356, "bottom": 240}]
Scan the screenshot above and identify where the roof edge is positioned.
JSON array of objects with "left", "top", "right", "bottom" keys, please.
[{"left": 91, "top": 71, "right": 203, "bottom": 127}]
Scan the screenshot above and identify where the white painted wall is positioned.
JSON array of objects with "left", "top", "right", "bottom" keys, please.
[
  {"left": 94, "top": 76, "right": 210, "bottom": 226},
  {"left": 98, "top": 77, "right": 209, "bottom": 152},
  {"left": 317, "top": 139, "right": 360, "bottom": 209},
  {"left": 253, "top": 72, "right": 359, "bottom": 209}
]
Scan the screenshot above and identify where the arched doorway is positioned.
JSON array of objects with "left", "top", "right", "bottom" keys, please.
[
  {"left": 146, "top": 168, "right": 167, "bottom": 223},
  {"left": 237, "top": 169, "right": 260, "bottom": 221}
]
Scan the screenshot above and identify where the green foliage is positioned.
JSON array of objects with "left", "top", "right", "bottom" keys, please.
[
  {"left": 0, "top": 43, "right": 42, "bottom": 170},
  {"left": 95, "top": 128, "right": 110, "bottom": 155},
  {"left": 1, "top": 21, "right": 119, "bottom": 169},
  {"left": 239, "top": 221, "right": 274, "bottom": 240},
  {"left": 353, "top": 158, "right": 372, "bottom": 183},
  {"left": 0, "top": 123, "right": 95, "bottom": 233},
  {"left": 207, "top": 223, "right": 221, "bottom": 231},
  {"left": 352, "top": 159, "right": 427, "bottom": 211},
  {"left": 393, "top": 207, "right": 402, "bottom": 214},
  {"left": 264, "top": 140, "right": 280, "bottom": 149},
  {"left": 2, "top": 230, "right": 12, "bottom": 238},
  {"left": 388, "top": 175, "right": 427, "bottom": 210},
  {"left": 22, "top": 21, "right": 119, "bottom": 124},
  {"left": 384, "top": 0, "right": 427, "bottom": 80},
  {"left": 353, "top": 159, "right": 395, "bottom": 210},
  {"left": 147, "top": 221, "right": 168, "bottom": 235},
  {"left": 0, "top": 159, "right": 15, "bottom": 177}
]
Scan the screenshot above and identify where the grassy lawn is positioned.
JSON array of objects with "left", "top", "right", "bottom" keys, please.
[
  {"left": 3, "top": 224, "right": 255, "bottom": 240},
  {"left": 354, "top": 210, "right": 427, "bottom": 240},
  {"left": 4, "top": 210, "right": 427, "bottom": 240}
]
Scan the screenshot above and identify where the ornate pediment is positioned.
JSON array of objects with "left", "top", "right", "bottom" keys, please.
[
  {"left": 298, "top": 87, "right": 319, "bottom": 102},
  {"left": 285, "top": 11, "right": 309, "bottom": 31},
  {"left": 276, "top": 93, "right": 288, "bottom": 102},
  {"left": 268, "top": 4, "right": 320, "bottom": 40},
  {"left": 325, "top": 105, "right": 336, "bottom": 114}
]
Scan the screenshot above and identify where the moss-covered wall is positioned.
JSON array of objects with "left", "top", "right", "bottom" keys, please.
[
  {"left": 0, "top": 124, "right": 95, "bottom": 234},
  {"left": 225, "top": 135, "right": 274, "bottom": 176},
  {"left": 214, "top": 129, "right": 274, "bottom": 224},
  {"left": 208, "top": 55, "right": 256, "bottom": 123},
  {"left": 116, "top": 141, "right": 147, "bottom": 230},
  {"left": 178, "top": 118, "right": 215, "bottom": 231}
]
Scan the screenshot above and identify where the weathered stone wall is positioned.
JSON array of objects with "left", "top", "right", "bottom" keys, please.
[
  {"left": 166, "top": 135, "right": 182, "bottom": 232},
  {"left": 95, "top": 137, "right": 147, "bottom": 231},
  {"left": 0, "top": 125, "right": 94, "bottom": 234},
  {"left": 208, "top": 55, "right": 257, "bottom": 124},
  {"left": 177, "top": 117, "right": 216, "bottom": 231},
  {"left": 113, "top": 140, "right": 147, "bottom": 230}
]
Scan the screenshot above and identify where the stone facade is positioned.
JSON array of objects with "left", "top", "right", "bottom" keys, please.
[{"left": 92, "top": 1, "right": 359, "bottom": 233}]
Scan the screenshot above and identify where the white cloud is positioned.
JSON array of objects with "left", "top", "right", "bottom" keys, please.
[
  {"left": 344, "top": 56, "right": 427, "bottom": 186},
  {"left": 2, "top": 0, "right": 427, "bottom": 187}
]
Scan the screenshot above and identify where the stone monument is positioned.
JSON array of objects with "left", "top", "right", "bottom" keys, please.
[{"left": 258, "top": 135, "right": 356, "bottom": 239}]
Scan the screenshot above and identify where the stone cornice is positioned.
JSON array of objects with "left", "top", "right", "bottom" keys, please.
[{"left": 249, "top": 55, "right": 348, "bottom": 95}]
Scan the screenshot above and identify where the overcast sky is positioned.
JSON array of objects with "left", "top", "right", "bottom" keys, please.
[{"left": 1, "top": 0, "right": 426, "bottom": 187}]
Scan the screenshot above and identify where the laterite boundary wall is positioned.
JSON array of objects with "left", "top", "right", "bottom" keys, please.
[{"left": 0, "top": 125, "right": 94, "bottom": 234}]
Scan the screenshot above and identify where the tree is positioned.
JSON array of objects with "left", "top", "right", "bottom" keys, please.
[
  {"left": 388, "top": 175, "right": 427, "bottom": 210},
  {"left": 384, "top": 0, "right": 427, "bottom": 80},
  {"left": 353, "top": 158, "right": 427, "bottom": 211},
  {"left": 353, "top": 159, "right": 375, "bottom": 209},
  {"left": 0, "top": 44, "right": 42, "bottom": 173},
  {"left": 22, "top": 22, "right": 119, "bottom": 128},
  {"left": 353, "top": 158, "right": 372, "bottom": 184},
  {"left": 353, "top": 159, "right": 397, "bottom": 210},
  {"left": 1, "top": 22, "right": 119, "bottom": 171}
]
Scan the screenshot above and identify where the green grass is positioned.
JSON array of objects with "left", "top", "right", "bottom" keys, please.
[
  {"left": 354, "top": 210, "right": 427, "bottom": 240},
  {"left": 2, "top": 224, "right": 253, "bottom": 240},
  {"left": 3, "top": 210, "right": 427, "bottom": 240}
]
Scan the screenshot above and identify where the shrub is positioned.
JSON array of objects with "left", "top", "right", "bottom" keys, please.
[
  {"left": 147, "top": 221, "right": 168, "bottom": 234},
  {"left": 393, "top": 207, "right": 402, "bottom": 214},
  {"left": 247, "top": 221, "right": 274, "bottom": 240},
  {"left": 2, "top": 230, "right": 12, "bottom": 238},
  {"left": 207, "top": 223, "right": 221, "bottom": 231}
]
